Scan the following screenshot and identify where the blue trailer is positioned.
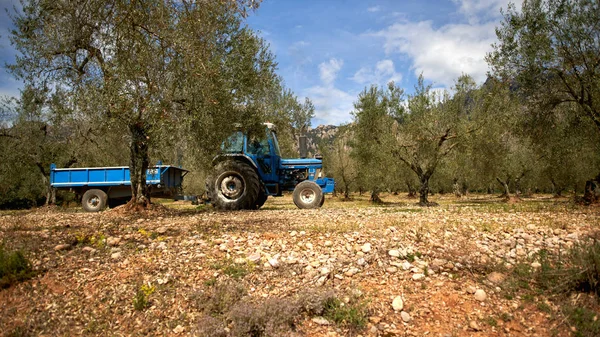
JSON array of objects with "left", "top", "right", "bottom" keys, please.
[{"left": 50, "top": 162, "right": 188, "bottom": 212}]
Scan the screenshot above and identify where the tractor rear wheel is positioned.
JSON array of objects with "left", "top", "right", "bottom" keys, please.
[
  {"left": 208, "top": 161, "right": 260, "bottom": 210},
  {"left": 82, "top": 189, "right": 108, "bottom": 212},
  {"left": 293, "top": 181, "right": 323, "bottom": 209}
]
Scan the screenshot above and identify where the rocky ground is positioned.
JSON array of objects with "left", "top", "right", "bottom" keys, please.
[{"left": 1, "top": 194, "right": 599, "bottom": 336}]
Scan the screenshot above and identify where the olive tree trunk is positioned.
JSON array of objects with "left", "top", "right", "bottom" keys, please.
[
  {"left": 128, "top": 122, "right": 150, "bottom": 208},
  {"left": 582, "top": 173, "right": 600, "bottom": 204},
  {"left": 496, "top": 177, "right": 511, "bottom": 199},
  {"left": 418, "top": 174, "right": 433, "bottom": 206}
]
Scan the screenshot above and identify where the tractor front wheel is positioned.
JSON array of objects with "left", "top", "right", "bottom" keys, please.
[
  {"left": 82, "top": 189, "right": 108, "bottom": 212},
  {"left": 293, "top": 181, "right": 324, "bottom": 209},
  {"left": 208, "top": 161, "right": 260, "bottom": 210}
]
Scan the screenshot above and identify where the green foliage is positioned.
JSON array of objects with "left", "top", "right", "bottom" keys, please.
[
  {"left": 564, "top": 305, "right": 600, "bottom": 337},
  {"left": 9, "top": 0, "right": 279, "bottom": 205},
  {"left": 0, "top": 245, "right": 34, "bottom": 288},
  {"left": 487, "top": 0, "right": 600, "bottom": 134},
  {"left": 322, "top": 297, "right": 368, "bottom": 330},
  {"left": 132, "top": 284, "right": 155, "bottom": 311},
  {"left": 499, "top": 239, "right": 600, "bottom": 337}
]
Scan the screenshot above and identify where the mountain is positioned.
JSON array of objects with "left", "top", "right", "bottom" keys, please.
[{"left": 305, "top": 125, "right": 339, "bottom": 156}]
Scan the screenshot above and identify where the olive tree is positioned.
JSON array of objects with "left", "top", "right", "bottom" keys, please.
[
  {"left": 9, "top": 0, "right": 277, "bottom": 209},
  {"left": 487, "top": 0, "right": 600, "bottom": 202}
]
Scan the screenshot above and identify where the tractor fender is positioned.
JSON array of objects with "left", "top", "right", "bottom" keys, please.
[{"left": 211, "top": 154, "right": 258, "bottom": 170}]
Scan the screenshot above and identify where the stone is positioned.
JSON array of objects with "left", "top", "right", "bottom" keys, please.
[
  {"left": 173, "top": 325, "right": 184, "bottom": 334},
  {"left": 469, "top": 320, "right": 481, "bottom": 331},
  {"left": 345, "top": 267, "right": 360, "bottom": 276},
  {"left": 82, "top": 246, "right": 96, "bottom": 254},
  {"left": 466, "top": 286, "right": 477, "bottom": 294},
  {"left": 268, "top": 258, "right": 280, "bottom": 268},
  {"left": 248, "top": 253, "right": 261, "bottom": 263},
  {"left": 392, "top": 296, "right": 404, "bottom": 311},
  {"left": 111, "top": 252, "right": 122, "bottom": 259},
  {"left": 234, "top": 258, "right": 246, "bottom": 264},
  {"left": 357, "top": 258, "right": 366, "bottom": 266},
  {"left": 389, "top": 249, "right": 401, "bottom": 257},
  {"left": 106, "top": 237, "right": 121, "bottom": 246},
  {"left": 386, "top": 267, "right": 398, "bottom": 273},
  {"left": 320, "top": 267, "right": 331, "bottom": 275},
  {"left": 312, "top": 317, "right": 330, "bottom": 325},
  {"left": 324, "top": 240, "right": 333, "bottom": 247},
  {"left": 361, "top": 243, "right": 372, "bottom": 253},
  {"left": 402, "top": 261, "right": 412, "bottom": 270},
  {"left": 531, "top": 262, "right": 542, "bottom": 269},
  {"left": 156, "top": 242, "right": 167, "bottom": 250},
  {"left": 54, "top": 244, "right": 70, "bottom": 251},
  {"left": 400, "top": 311, "right": 411, "bottom": 323},
  {"left": 486, "top": 272, "right": 506, "bottom": 284},
  {"left": 412, "top": 274, "right": 425, "bottom": 281},
  {"left": 474, "top": 289, "right": 487, "bottom": 301},
  {"left": 156, "top": 227, "right": 168, "bottom": 235}
]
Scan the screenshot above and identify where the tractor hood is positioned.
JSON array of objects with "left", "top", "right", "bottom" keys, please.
[{"left": 280, "top": 158, "right": 322, "bottom": 168}]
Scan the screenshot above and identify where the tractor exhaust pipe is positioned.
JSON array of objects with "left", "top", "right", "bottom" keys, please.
[{"left": 299, "top": 135, "right": 308, "bottom": 159}]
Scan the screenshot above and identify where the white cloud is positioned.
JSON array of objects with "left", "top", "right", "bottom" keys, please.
[
  {"left": 367, "top": 6, "right": 381, "bottom": 12},
  {"left": 374, "top": 20, "right": 497, "bottom": 87},
  {"left": 352, "top": 59, "right": 402, "bottom": 86},
  {"left": 318, "top": 58, "right": 343, "bottom": 86},
  {"left": 305, "top": 85, "right": 355, "bottom": 125},
  {"left": 452, "top": 0, "right": 523, "bottom": 23},
  {"left": 305, "top": 58, "right": 355, "bottom": 125}
]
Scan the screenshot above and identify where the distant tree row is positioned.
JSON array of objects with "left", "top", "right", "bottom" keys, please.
[{"left": 322, "top": 0, "right": 600, "bottom": 205}]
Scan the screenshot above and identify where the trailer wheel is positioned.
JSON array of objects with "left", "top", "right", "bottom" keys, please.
[
  {"left": 293, "top": 181, "right": 323, "bottom": 209},
  {"left": 82, "top": 189, "right": 108, "bottom": 212},
  {"left": 210, "top": 161, "right": 260, "bottom": 210}
]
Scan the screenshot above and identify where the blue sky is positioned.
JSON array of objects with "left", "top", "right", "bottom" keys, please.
[{"left": 0, "top": 0, "right": 521, "bottom": 126}]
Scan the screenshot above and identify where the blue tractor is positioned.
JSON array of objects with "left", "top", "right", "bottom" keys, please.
[{"left": 206, "top": 123, "right": 335, "bottom": 210}]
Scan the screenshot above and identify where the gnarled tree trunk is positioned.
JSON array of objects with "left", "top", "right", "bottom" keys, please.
[
  {"left": 582, "top": 173, "right": 600, "bottom": 204},
  {"left": 406, "top": 180, "right": 417, "bottom": 198},
  {"left": 496, "top": 177, "right": 511, "bottom": 200},
  {"left": 128, "top": 122, "right": 150, "bottom": 209},
  {"left": 370, "top": 188, "right": 382, "bottom": 203}
]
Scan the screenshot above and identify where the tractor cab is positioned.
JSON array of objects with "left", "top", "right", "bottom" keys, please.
[{"left": 207, "top": 123, "right": 335, "bottom": 210}]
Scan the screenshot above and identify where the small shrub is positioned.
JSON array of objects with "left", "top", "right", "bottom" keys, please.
[
  {"left": 133, "top": 284, "right": 155, "bottom": 311},
  {"left": 0, "top": 245, "right": 34, "bottom": 288},
  {"left": 196, "top": 315, "right": 227, "bottom": 337},
  {"left": 297, "top": 289, "right": 336, "bottom": 316},
  {"left": 199, "top": 280, "right": 247, "bottom": 316},
  {"left": 228, "top": 297, "right": 300, "bottom": 337},
  {"left": 322, "top": 297, "right": 368, "bottom": 330},
  {"left": 564, "top": 305, "right": 600, "bottom": 337}
]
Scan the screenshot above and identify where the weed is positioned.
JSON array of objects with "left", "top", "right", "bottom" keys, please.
[
  {"left": 133, "top": 284, "right": 155, "bottom": 311},
  {"left": 500, "top": 312, "right": 512, "bottom": 322},
  {"left": 484, "top": 316, "right": 497, "bottom": 327},
  {"left": 199, "top": 280, "right": 247, "bottom": 316},
  {"left": 228, "top": 297, "right": 300, "bottom": 337},
  {"left": 204, "top": 277, "right": 217, "bottom": 287},
  {"left": 537, "top": 301, "right": 553, "bottom": 314},
  {"left": 211, "top": 259, "right": 252, "bottom": 279},
  {"left": 196, "top": 315, "right": 227, "bottom": 337},
  {"left": 322, "top": 296, "right": 368, "bottom": 330},
  {"left": 0, "top": 245, "right": 34, "bottom": 288},
  {"left": 564, "top": 305, "right": 600, "bottom": 337}
]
